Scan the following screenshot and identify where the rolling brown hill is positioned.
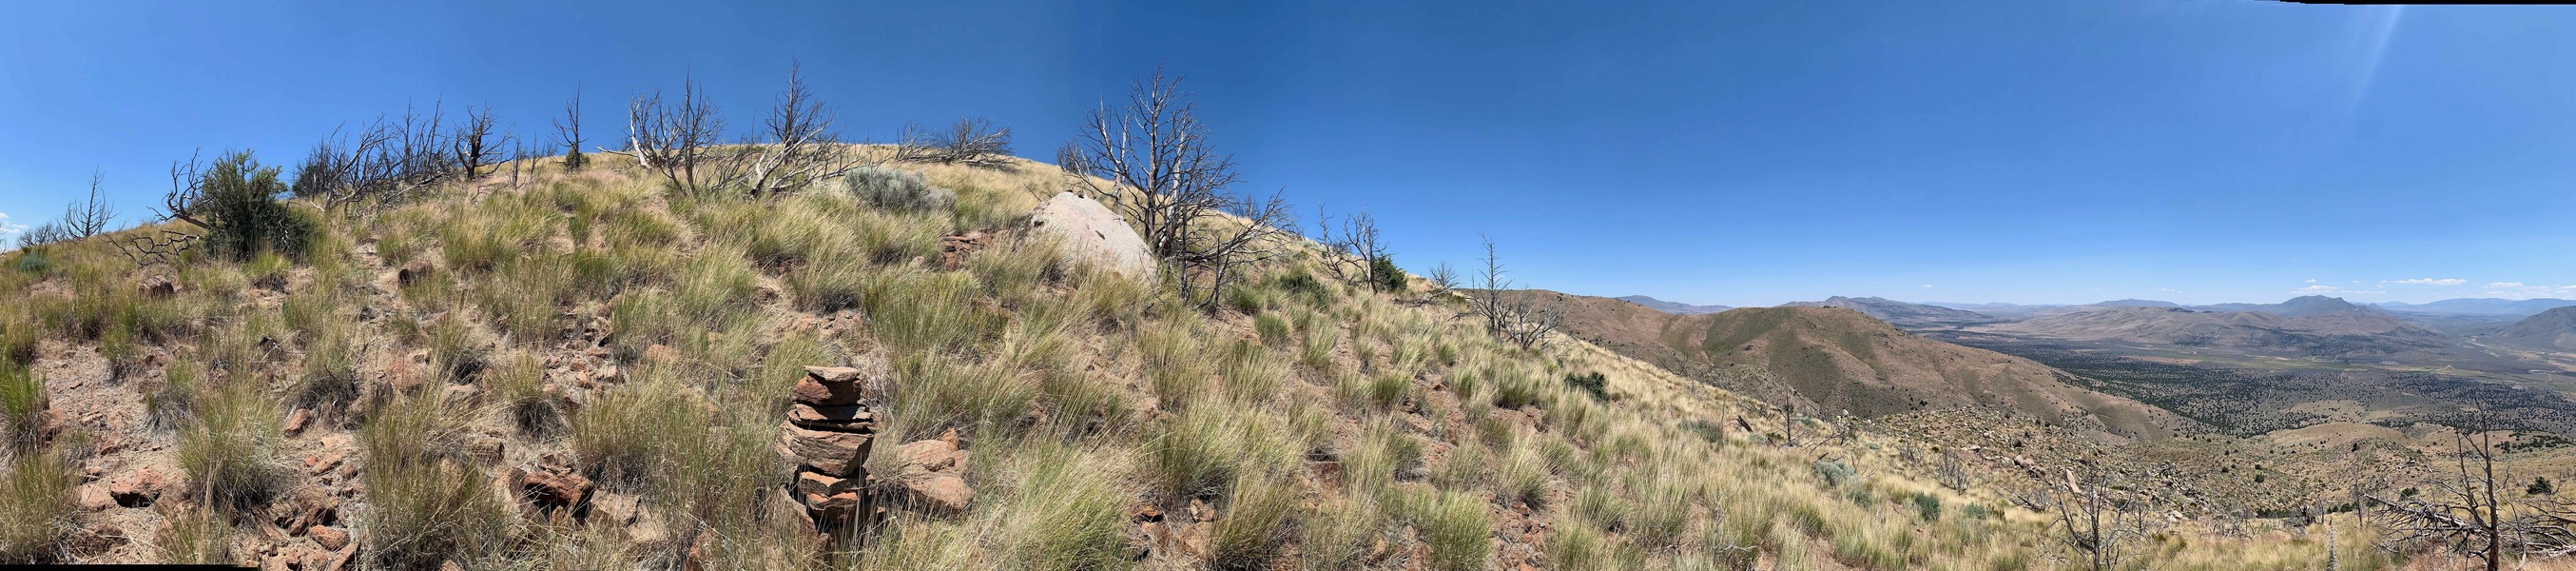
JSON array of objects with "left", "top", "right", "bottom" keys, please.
[
  {"left": 1534, "top": 290, "right": 2195, "bottom": 441},
  {"left": 2491, "top": 306, "right": 2576, "bottom": 350}
]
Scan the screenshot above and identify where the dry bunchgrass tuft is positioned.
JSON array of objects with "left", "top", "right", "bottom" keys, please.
[
  {"left": 0, "top": 446, "right": 72, "bottom": 563},
  {"left": 177, "top": 381, "right": 290, "bottom": 511}
]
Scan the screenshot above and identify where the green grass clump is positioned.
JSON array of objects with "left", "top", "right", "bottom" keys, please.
[
  {"left": 0, "top": 360, "right": 43, "bottom": 453},
  {"left": 989, "top": 441, "right": 1133, "bottom": 570},
  {"left": 1209, "top": 471, "right": 1300, "bottom": 569},
  {"left": 1253, "top": 314, "right": 1290, "bottom": 346},
  {"left": 1413, "top": 489, "right": 1492, "bottom": 571},
  {"left": 569, "top": 376, "right": 699, "bottom": 487},
  {"left": 1147, "top": 404, "right": 1295, "bottom": 502},
  {"left": 0, "top": 447, "right": 71, "bottom": 563},
  {"left": 362, "top": 458, "right": 515, "bottom": 569},
  {"left": 177, "top": 384, "right": 290, "bottom": 511}
]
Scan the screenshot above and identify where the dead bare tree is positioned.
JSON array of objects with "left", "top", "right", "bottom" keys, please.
[
  {"left": 1314, "top": 207, "right": 1395, "bottom": 292},
  {"left": 1067, "top": 69, "right": 1296, "bottom": 307},
  {"left": 610, "top": 72, "right": 727, "bottom": 194},
  {"left": 1939, "top": 446, "right": 1971, "bottom": 492},
  {"left": 714, "top": 63, "right": 862, "bottom": 196},
  {"left": 2057, "top": 466, "right": 2148, "bottom": 571},
  {"left": 291, "top": 103, "right": 471, "bottom": 216},
  {"left": 62, "top": 171, "right": 117, "bottom": 239},
  {"left": 1468, "top": 235, "right": 1561, "bottom": 350},
  {"left": 2370, "top": 407, "right": 2519, "bottom": 571},
  {"left": 555, "top": 87, "right": 588, "bottom": 170},
  {"left": 900, "top": 117, "right": 1013, "bottom": 168},
  {"left": 1424, "top": 262, "right": 1460, "bottom": 298},
  {"left": 453, "top": 106, "right": 509, "bottom": 181}
]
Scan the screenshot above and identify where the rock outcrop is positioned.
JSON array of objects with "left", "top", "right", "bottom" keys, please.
[{"left": 1029, "top": 192, "right": 1155, "bottom": 280}]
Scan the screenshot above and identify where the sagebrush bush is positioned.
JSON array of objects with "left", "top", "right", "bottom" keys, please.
[{"left": 843, "top": 166, "right": 955, "bottom": 213}]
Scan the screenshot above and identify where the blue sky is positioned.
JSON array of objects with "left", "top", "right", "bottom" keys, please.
[{"left": 5, "top": 1, "right": 2575, "bottom": 306}]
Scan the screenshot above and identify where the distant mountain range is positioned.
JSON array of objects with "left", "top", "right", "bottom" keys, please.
[
  {"left": 2378, "top": 298, "right": 2576, "bottom": 318},
  {"left": 1980, "top": 297, "right": 2450, "bottom": 359},
  {"left": 2490, "top": 306, "right": 2576, "bottom": 350},
  {"left": 1778, "top": 296, "right": 2005, "bottom": 328},
  {"left": 1614, "top": 295, "right": 1731, "bottom": 315}
]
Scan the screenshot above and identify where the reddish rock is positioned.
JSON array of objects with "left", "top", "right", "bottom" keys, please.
[
  {"left": 777, "top": 421, "right": 874, "bottom": 477},
  {"left": 305, "top": 451, "right": 347, "bottom": 476},
  {"left": 938, "top": 231, "right": 987, "bottom": 271},
  {"left": 523, "top": 469, "right": 593, "bottom": 512},
  {"left": 804, "top": 365, "right": 866, "bottom": 384},
  {"left": 1310, "top": 461, "right": 1345, "bottom": 491},
  {"left": 893, "top": 437, "right": 974, "bottom": 514},
  {"left": 787, "top": 404, "right": 875, "bottom": 432},
  {"left": 282, "top": 408, "right": 314, "bottom": 435},
  {"left": 788, "top": 377, "right": 864, "bottom": 406},
  {"left": 794, "top": 470, "right": 857, "bottom": 499},
  {"left": 309, "top": 525, "right": 350, "bottom": 551},
  {"left": 107, "top": 468, "right": 167, "bottom": 508},
  {"left": 805, "top": 491, "right": 864, "bottom": 522},
  {"left": 76, "top": 484, "right": 115, "bottom": 510},
  {"left": 902, "top": 474, "right": 973, "bottom": 514}
]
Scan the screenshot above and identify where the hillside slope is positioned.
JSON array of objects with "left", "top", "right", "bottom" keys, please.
[
  {"left": 2492, "top": 306, "right": 2576, "bottom": 350},
  {"left": 1544, "top": 291, "right": 2194, "bottom": 441}
]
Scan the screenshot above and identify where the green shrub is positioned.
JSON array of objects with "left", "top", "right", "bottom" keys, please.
[
  {"left": 1368, "top": 255, "right": 1407, "bottom": 292},
  {"left": 1563, "top": 371, "right": 1610, "bottom": 402},
  {"left": 11, "top": 250, "right": 48, "bottom": 275},
  {"left": 843, "top": 166, "right": 954, "bottom": 213},
  {"left": 189, "top": 150, "right": 317, "bottom": 260},
  {"left": 1813, "top": 460, "right": 1855, "bottom": 488},
  {"left": 1912, "top": 492, "right": 1943, "bottom": 521}
]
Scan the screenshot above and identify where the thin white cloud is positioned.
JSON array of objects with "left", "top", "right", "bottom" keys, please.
[
  {"left": 0, "top": 212, "right": 24, "bottom": 239},
  {"left": 2156, "top": 288, "right": 2182, "bottom": 293},
  {"left": 2295, "top": 285, "right": 2383, "bottom": 295},
  {"left": 2383, "top": 278, "right": 2465, "bottom": 286},
  {"left": 2488, "top": 282, "right": 2526, "bottom": 288},
  {"left": 2305, "top": 279, "right": 2318, "bottom": 284},
  {"left": 1920, "top": 284, "right": 1934, "bottom": 288}
]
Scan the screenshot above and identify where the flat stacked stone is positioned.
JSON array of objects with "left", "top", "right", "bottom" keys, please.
[{"left": 774, "top": 364, "right": 884, "bottom": 535}]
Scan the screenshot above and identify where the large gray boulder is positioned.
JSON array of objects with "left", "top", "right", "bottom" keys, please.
[{"left": 1030, "top": 192, "right": 1156, "bottom": 280}]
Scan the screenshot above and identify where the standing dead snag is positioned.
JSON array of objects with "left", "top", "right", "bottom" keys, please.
[
  {"left": 1314, "top": 207, "right": 1397, "bottom": 293},
  {"left": 611, "top": 72, "right": 727, "bottom": 194},
  {"left": 453, "top": 106, "right": 510, "bottom": 180},
  {"left": 2057, "top": 465, "right": 2147, "bottom": 571},
  {"left": 611, "top": 66, "right": 860, "bottom": 197},
  {"left": 2367, "top": 406, "right": 2571, "bottom": 570},
  {"left": 1467, "top": 235, "right": 1560, "bottom": 350},
  {"left": 900, "top": 117, "right": 1015, "bottom": 168},
  {"left": 718, "top": 63, "right": 863, "bottom": 196},
  {"left": 555, "top": 88, "right": 588, "bottom": 171},
  {"left": 1065, "top": 69, "right": 1295, "bottom": 306}
]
